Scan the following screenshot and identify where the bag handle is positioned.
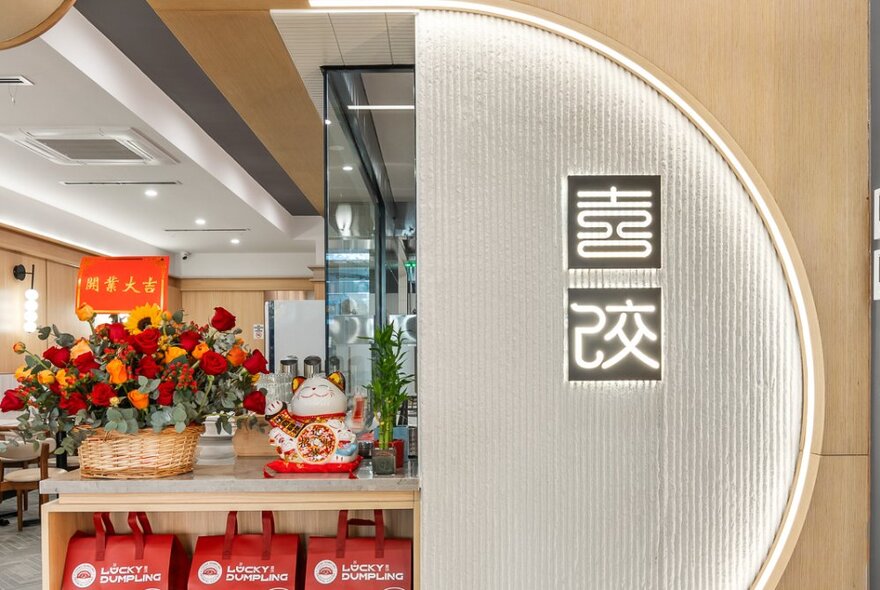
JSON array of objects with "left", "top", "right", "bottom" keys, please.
[
  {"left": 261, "top": 511, "right": 274, "bottom": 560},
  {"left": 335, "top": 510, "right": 385, "bottom": 559},
  {"left": 93, "top": 512, "right": 114, "bottom": 561},
  {"left": 127, "top": 512, "right": 150, "bottom": 561},
  {"left": 222, "top": 511, "right": 238, "bottom": 560},
  {"left": 222, "top": 511, "right": 275, "bottom": 560}
]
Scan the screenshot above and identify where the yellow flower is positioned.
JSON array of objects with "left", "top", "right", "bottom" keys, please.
[
  {"left": 37, "top": 370, "right": 55, "bottom": 385},
  {"left": 69, "top": 338, "right": 91, "bottom": 360},
  {"left": 106, "top": 358, "right": 130, "bottom": 385},
  {"left": 192, "top": 342, "right": 209, "bottom": 360},
  {"left": 12, "top": 342, "right": 26, "bottom": 355},
  {"left": 14, "top": 365, "right": 32, "bottom": 383},
  {"left": 158, "top": 335, "right": 171, "bottom": 350},
  {"left": 164, "top": 346, "right": 187, "bottom": 364},
  {"left": 124, "top": 304, "right": 163, "bottom": 335},
  {"left": 109, "top": 396, "right": 121, "bottom": 407},
  {"left": 55, "top": 369, "right": 70, "bottom": 390},
  {"left": 75, "top": 303, "right": 96, "bottom": 322},
  {"left": 127, "top": 390, "right": 150, "bottom": 410}
]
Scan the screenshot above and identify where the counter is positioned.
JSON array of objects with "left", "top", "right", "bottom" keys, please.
[
  {"left": 41, "top": 457, "right": 420, "bottom": 495},
  {"left": 39, "top": 459, "right": 420, "bottom": 590}
]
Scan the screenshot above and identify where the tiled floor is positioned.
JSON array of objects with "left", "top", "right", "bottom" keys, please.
[{"left": 0, "top": 494, "right": 43, "bottom": 590}]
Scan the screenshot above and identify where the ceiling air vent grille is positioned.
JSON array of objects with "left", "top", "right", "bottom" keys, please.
[
  {"left": 0, "top": 76, "right": 33, "bottom": 86},
  {"left": 0, "top": 127, "right": 177, "bottom": 166}
]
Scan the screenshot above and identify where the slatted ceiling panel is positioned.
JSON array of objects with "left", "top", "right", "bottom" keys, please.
[
  {"left": 329, "top": 13, "right": 392, "bottom": 63},
  {"left": 271, "top": 12, "right": 341, "bottom": 113},
  {"left": 387, "top": 13, "right": 416, "bottom": 63},
  {"left": 271, "top": 12, "right": 415, "bottom": 113}
]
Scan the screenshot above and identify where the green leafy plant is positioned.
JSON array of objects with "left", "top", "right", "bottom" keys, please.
[{"left": 366, "top": 324, "right": 414, "bottom": 450}]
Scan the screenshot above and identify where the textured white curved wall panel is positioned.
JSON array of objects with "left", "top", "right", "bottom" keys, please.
[{"left": 416, "top": 11, "right": 802, "bottom": 590}]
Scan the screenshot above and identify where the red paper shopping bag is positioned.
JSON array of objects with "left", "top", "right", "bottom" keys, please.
[
  {"left": 188, "top": 511, "right": 299, "bottom": 590},
  {"left": 62, "top": 512, "right": 189, "bottom": 589},
  {"left": 305, "top": 510, "right": 412, "bottom": 589}
]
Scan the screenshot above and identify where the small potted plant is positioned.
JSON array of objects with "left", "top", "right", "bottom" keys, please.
[{"left": 366, "top": 324, "right": 414, "bottom": 475}]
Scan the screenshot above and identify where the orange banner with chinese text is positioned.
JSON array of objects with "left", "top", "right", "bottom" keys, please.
[{"left": 76, "top": 256, "right": 169, "bottom": 314}]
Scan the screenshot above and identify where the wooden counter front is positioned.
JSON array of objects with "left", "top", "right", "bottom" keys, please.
[{"left": 40, "top": 459, "right": 420, "bottom": 590}]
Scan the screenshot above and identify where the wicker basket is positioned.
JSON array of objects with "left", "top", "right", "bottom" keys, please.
[{"left": 78, "top": 424, "right": 204, "bottom": 479}]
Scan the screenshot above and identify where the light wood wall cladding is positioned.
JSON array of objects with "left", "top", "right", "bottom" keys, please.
[
  {"left": 45, "top": 261, "right": 89, "bottom": 341},
  {"left": 181, "top": 290, "right": 266, "bottom": 353},
  {"left": 149, "top": 5, "right": 324, "bottom": 214},
  {"left": 0, "top": 251, "right": 47, "bottom": 372}
]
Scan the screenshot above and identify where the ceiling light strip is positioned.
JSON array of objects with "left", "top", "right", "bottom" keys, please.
[
  {"left": 308, "top": 2, "right": 820, "bottom": 589},
  {"left": 347, "top": 104, "right": 415, "bottom": 110}
]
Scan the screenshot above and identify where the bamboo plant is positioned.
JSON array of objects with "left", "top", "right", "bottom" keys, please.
[{"left": 366, "top": 324, "right": 414, "bottom": 450}]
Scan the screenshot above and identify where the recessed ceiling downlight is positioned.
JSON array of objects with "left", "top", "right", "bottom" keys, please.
[
  {"left": 195, "top": 218, "right": 206, "bottom": 225},
  {"left": 342, "top": 165, "right": 354, "bottom": 172},
  {"left": 144, "top": 189, "right": 158, "bottom": 197},
  {"left": 230, "top": 238, "right": 241, "bottom": 245}
]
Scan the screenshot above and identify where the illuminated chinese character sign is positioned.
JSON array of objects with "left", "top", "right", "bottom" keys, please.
[
  {"left": 568, "top": 288, "right": 662, "bottom": 381},
  {"left": 568, "top": 175, "right": 661, "bottom": 269},
  {"left": 76, "top": 256, "right": 169, "bottom": 313}
]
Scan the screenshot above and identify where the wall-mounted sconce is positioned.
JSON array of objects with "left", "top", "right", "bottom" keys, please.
[
  {"left": 13, "top": 264, "right": 38, "bottom": 333},
  {"left": 335, "top": 203, "right": 353, "bottom": 237}
]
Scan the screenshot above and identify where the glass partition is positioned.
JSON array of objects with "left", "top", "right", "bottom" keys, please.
[{"left": 323, "top": 66, "right": 416, "bottom": 423}]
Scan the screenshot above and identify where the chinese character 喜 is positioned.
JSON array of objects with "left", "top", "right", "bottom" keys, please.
[{"left": 568, "top": 176, "right": 661, "bottom": 269}]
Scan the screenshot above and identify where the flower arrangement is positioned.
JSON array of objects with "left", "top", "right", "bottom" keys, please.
[{"left": 2, "top": 303, "right": 269, "bottom": 456}]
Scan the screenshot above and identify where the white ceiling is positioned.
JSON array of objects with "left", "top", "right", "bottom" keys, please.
[{"left": 0, "top": 10, "right": 323, "bottom": 277}]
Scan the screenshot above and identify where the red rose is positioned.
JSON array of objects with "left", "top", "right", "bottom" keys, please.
[
  {"left": 156, "top": 381, "right": 175, "bottom": 406},
  {"left": 132, "top": 328, "right": 160, "bottom": 355},
  {"left": 59, "top": 392, "right": 87, "bottom": 415},
  {"left": 136, "top": 355, "right": 160, "bottom": 379},
  {"left": 0, "top": 389, "right": 25, "bottom": 412},
  {"left": 89, "top": 383, "right": 115, "bottom": 407},
  {"left": 49, "top": 382, "right": 61, "bottom": 396},
  {"left": 108, "top": 323, "right": 129, "bottom": 344},
  {"left": 73, "top": 351, "right": 100, "bottom": 374},
  {"left": 178, "top": 330, "right": 201, "bottom": 353},
  {"left": 242, "top": 390, "right": 266, "bottom": 414},
  {"left": 210, "top": 307, "right": 236, "bottom": 331},
  {"left": 242, "top": 349, "right": 269, "bottom": 375},
  {"left": 200, "top": 350, "right": 228, "bottom": 376},
  {"left": 43, "top": 346, "right": 70, "bottom": 368}
]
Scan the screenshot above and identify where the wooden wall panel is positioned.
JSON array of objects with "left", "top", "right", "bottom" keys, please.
[
  {"left": 45, "top": 261, "right": 89, "bottom": 341},
  {"left": 0, "top": 251, "right": 47, "bottom": 372},
  {"left": 181, "top": 290, "right": 266, "bottom": 353},
  {"left": 777, "top": 455, "right": 870, "bottom": 589}
]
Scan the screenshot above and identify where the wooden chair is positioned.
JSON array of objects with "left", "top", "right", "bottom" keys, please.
[{"left": 0, "top": 438, "right": 66, "bottom": 530}]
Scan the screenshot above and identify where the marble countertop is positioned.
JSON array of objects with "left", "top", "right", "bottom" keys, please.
[{"left": 41, "top": 458, "right": 419, "bottom": 495}]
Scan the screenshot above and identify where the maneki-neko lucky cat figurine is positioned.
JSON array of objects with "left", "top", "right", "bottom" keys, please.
[{"left": 263, "top": 371, "right": 360, "bottom": 476}]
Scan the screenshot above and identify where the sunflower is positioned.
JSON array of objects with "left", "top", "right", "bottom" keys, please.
[{"left": 124, "top": 304, "right": 163, "bottom": 334}]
